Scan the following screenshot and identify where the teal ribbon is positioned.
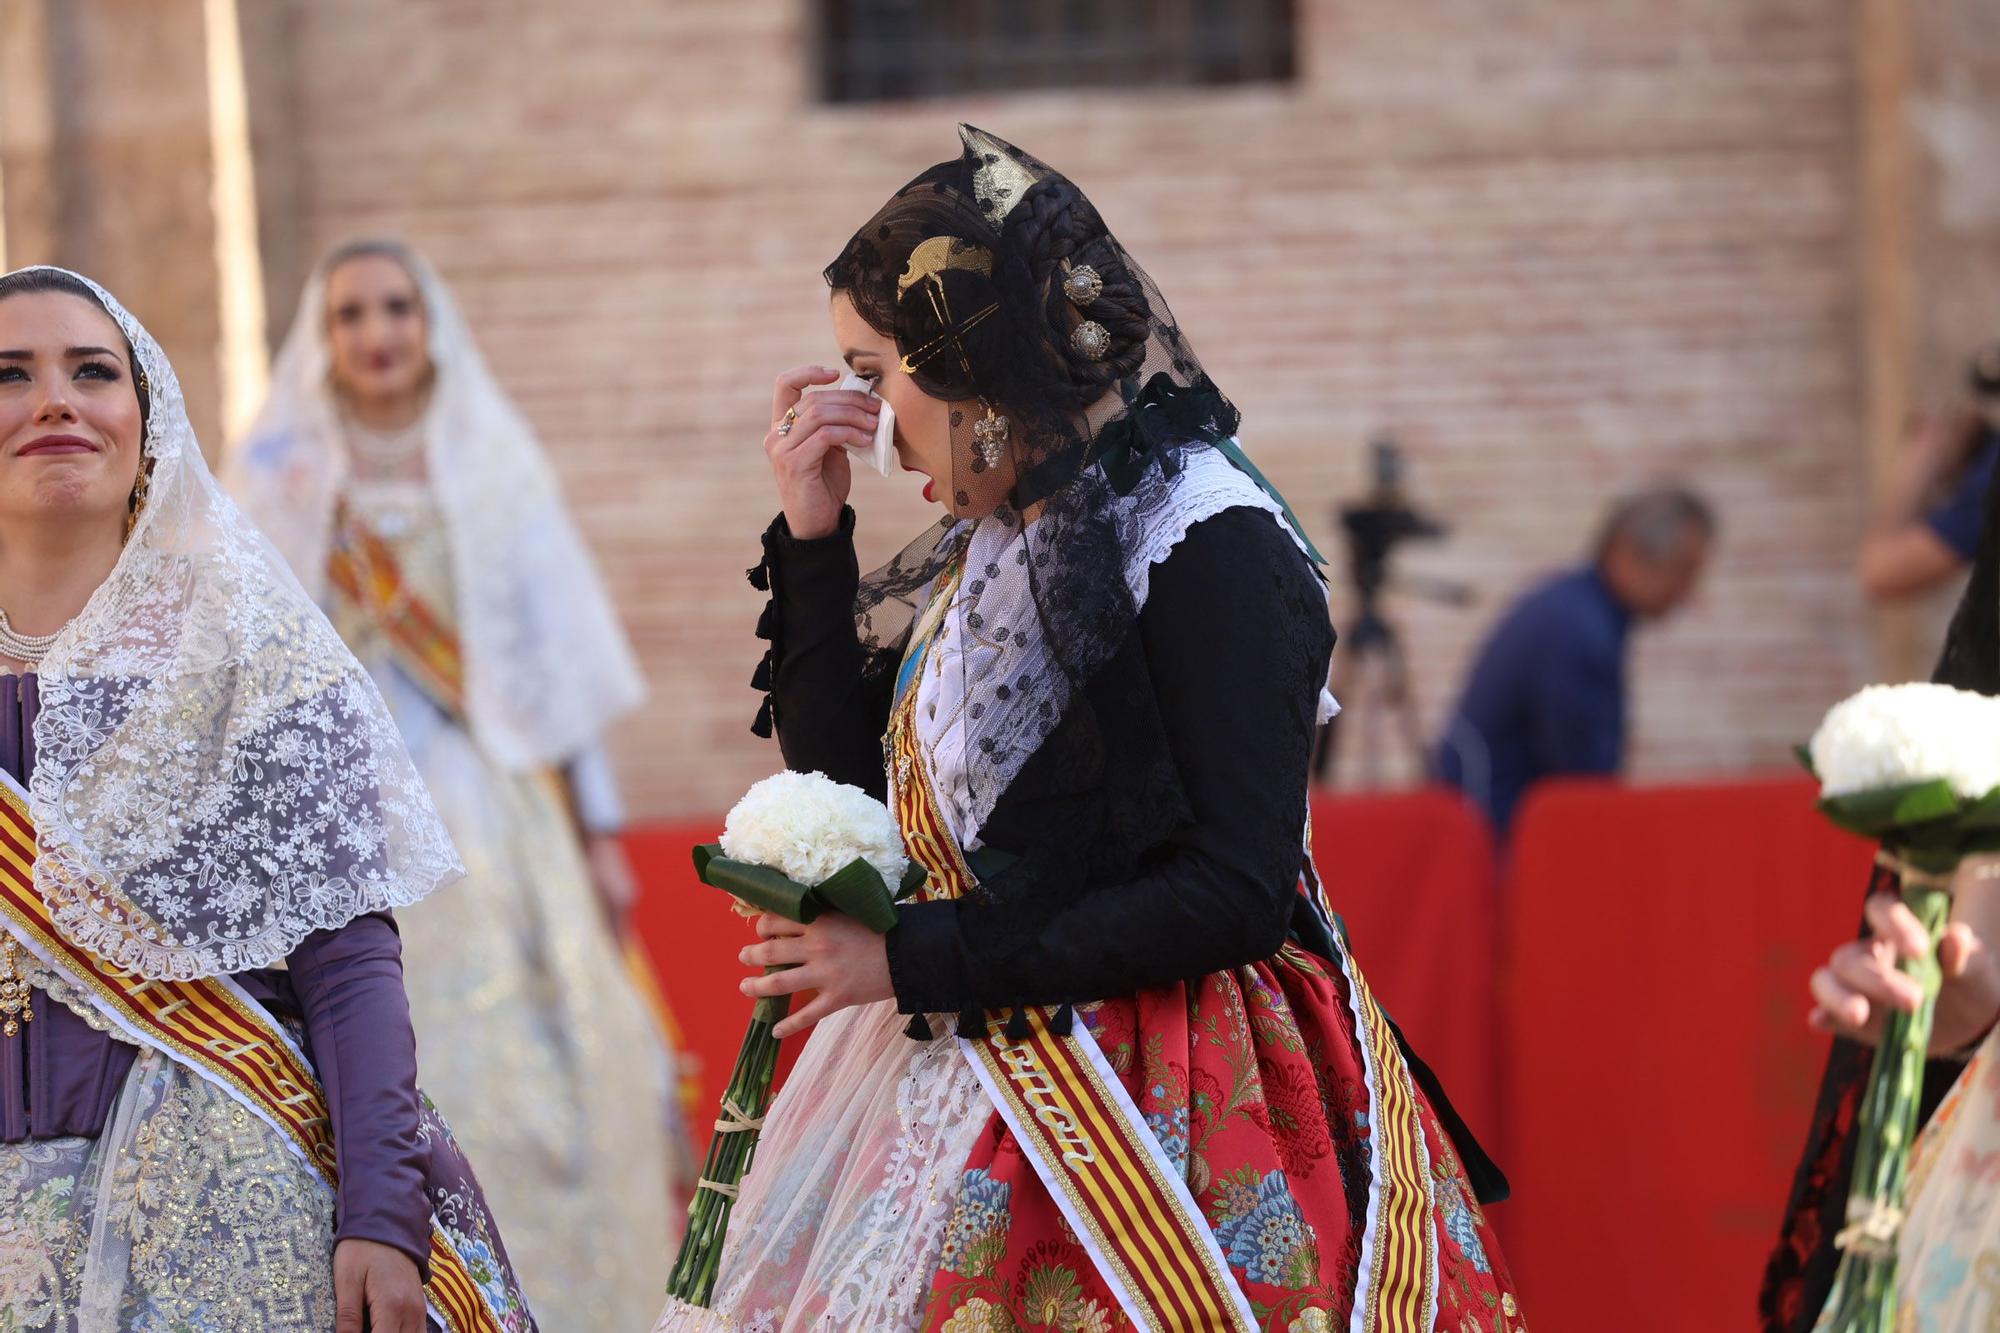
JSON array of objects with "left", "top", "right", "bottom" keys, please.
[
  {"left": 1089, "top": 373, "right": 1327, "bottom": 566},
  {"left": 1209, "top": 435, "right": 1328, "bottom": 568}
]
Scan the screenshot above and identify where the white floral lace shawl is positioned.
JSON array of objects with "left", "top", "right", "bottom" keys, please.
[
  {"left": 916, "top": 448, "right": 1337, "bottom": 851},
  {"left": 16, "top": 266, "right": 462, "bottom": 981},
  {"left": 220, "top": 241, "right": 644, "bottom": 771}
]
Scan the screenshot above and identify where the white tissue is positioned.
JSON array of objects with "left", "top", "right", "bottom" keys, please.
[{"left": 806, "top": 372, "right": 896, "bottom": 477}]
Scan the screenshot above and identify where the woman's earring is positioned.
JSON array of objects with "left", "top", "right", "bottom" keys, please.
[
  {"left": 972, "top": 401, "right": 1010, "bottom": 468},
  {"left": 123, "top": 465, "right": 151, "bottom": 544}
]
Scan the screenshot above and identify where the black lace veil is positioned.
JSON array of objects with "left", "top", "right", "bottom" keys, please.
[{"left": 822, "top": 125, "right": 1316, "bottom": 843}]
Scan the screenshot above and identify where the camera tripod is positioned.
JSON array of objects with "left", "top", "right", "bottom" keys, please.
[{"left": 1313, "top": 440, "right": 1469, "bottom": 787}]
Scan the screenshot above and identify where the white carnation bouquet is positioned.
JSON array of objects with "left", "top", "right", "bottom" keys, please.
[
  {"left": 1811, "top": 684, "right": 2000, "bottom": 806},
  {"left": 662, "top": 772, "right": 918, "bottom": 1311},
  {"left": 719, "top": 770, "right": 910, "bottom": 895},
  {"left": 1804, "top": 683, "right": 2000, "bottom": 1332}
]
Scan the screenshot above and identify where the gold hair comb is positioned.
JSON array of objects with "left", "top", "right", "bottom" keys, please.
[{"left": 897, "top": 236, "right": 994, "bottom": 296}]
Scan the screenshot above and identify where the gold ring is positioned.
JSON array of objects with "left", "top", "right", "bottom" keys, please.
[{"left": 775, "top": 406, "right": 798, "bottom": 436}]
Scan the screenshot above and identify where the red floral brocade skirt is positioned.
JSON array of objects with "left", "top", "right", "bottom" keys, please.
[{"left": 915, "top": 944, "right": 1522, "bottom": 1333}]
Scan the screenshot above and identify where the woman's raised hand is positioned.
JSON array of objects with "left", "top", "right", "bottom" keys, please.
[{"left": 766, "top": 365, "right": 879, "bottom": 541}]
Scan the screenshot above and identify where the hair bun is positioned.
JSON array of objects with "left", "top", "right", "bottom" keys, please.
[{"left": 999, "top": 180, "right": 1150, "bottom": 402}]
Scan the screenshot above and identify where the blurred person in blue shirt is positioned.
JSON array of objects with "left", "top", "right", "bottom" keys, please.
[
  {"left": 1434, "top": 487, "right": 1715, "bottom": 832},
  {"left": 1859, "top": 345, "right": 2000, "bottom": 600}
]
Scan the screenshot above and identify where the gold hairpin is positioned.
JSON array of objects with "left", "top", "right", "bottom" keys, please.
[
  {"left": 897, "top": 236, "right": 994, "bottom": 296},
  {"left": 899, "top": 302, "right": 1000, "bottom": 375}
]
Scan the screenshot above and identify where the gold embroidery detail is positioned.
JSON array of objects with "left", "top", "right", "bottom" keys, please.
[{"left": 0, "top": 1057, "right": 337, "bottom": 1327}]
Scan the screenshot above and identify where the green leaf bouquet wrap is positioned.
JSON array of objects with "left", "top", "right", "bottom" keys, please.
[{"left": 1806, "top": 684, "right": 2000, "bottom": 1332}]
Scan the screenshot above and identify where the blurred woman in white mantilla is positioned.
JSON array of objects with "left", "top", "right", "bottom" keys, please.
[{"left": 224, "top": 239, "right": 687, "bottom": 1333}]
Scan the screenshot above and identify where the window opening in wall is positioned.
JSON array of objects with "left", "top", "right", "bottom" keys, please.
[{"left": 816, "top": 0, "right": 1296, "bottom": 104}]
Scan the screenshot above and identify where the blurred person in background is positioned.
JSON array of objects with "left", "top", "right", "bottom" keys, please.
[
  {"left": 1858, "top": 344, "right": 2000, "bottom": 601},
  {"left": 659, "top": 124, "right": 1518, "bottom": 1333},
  {"left": 1763, "top": 462, "right": 2000, "bottom": 1332},
  {"left": 1434, "top": 487, "right": 1715, "bottom": 833},
  {"left": 223, "top": 239, "right": 684, "bottom": 1332}
]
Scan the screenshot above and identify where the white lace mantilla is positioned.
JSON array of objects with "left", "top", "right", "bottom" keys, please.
[
  {"left": 915, "top": 447, "right": 1335, "bottom": 850},
  {"left": 15, "top": 267, "right": 462, "bottom": 981},
  {"left": 221, "top": 242, "right": 644, "bottom": 771}
]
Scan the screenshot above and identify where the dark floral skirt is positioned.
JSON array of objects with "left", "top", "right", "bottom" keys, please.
[{"left": 919, "top": 944, "right": 1521, "bottom": 1333}]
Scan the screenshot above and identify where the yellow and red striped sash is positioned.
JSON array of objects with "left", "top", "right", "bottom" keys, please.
[
  {"left": 327, "top": 505, "right": 468, "bottom": 720},
  {"left": 0, "top": 784, "right": 506, "bottom": 1333},
  {"left": 1343, "top": 943, "right": 1440, "bottom": 1333},
  {"left": 888, "top": 566, "right": 1441, "bottom": 1332},
  {"left": 1296, "top": 817, "right": 1440, "bottom": 1333},
  {"left": 890, "top": 684, "right": 1258, "bottom": 1332}
]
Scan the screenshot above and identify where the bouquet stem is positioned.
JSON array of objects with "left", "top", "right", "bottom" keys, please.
[
  {"left": 664, "top": 836, "right": 915, "bottom": 1312},
  {"left": 664, "top": 972, "right": 792, "bottom": 1306},
  {"left": 1816, "top": 876, "right": 1953, "bottom": 1332}
]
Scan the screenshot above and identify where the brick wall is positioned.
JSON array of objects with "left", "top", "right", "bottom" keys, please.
[
  {"left": 3, "top": 0, "right": 1897, "bottom": 817},
  {"left": 0, "top": 0, "right": 227, "bottom": 445},
  {"left": 243, "top": 0, "right": 1879, "bottom": 817},
  {"left": 1905, "top": 1, "right": 2000, "bottom": 399}
]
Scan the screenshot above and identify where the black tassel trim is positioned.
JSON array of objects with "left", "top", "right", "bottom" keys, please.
[
  {"left": 748, "top": 518, "right": 784, "bottom": 734},
  {"left": 1005, "top": 1007, "right": 1033, "bottom": 1041},
  {"left": 955, "top": 1006, "right": 986, "bottom": 1040},
  {"left": 902, "top": 1013, "right": 934, "bottom": 1041},
  {"left": 1049, "top": 1003, "right": 1075, "bottom": 1037}
]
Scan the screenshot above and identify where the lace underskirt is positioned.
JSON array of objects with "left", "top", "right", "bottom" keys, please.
[{"left": 654, "top": 999, "right": 988, "bottom": 1333}]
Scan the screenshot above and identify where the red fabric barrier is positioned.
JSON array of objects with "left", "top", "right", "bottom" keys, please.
[
  {"left": 1501, "top": 777, "right": 1874, "bottom": 1332},
  {"left": 627, "top": 826, "right": 780, "bottom": 1122}
]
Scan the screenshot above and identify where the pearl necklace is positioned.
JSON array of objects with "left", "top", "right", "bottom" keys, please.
[
  {"left": 345, "top": 417, "right": 426, "bottom": 469},
  {"left": 0, "top": 609, "right": 61, "bottom": 665}
]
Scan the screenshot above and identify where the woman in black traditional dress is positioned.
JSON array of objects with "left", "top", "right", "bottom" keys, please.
[{"left": 657, "top": 126, "right": 1518, "bottom": 1333}]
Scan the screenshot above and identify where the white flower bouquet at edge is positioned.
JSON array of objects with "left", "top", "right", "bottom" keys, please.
[
  {"left": 659, "top": 771, "right": 918, "bottom": 1315},
  {"left": 1804, "top": 683, "right": 2000, "bottom": 1332}
]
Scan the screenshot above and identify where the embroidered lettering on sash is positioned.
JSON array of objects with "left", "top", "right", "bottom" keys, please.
[{"left": 994, "top": 1040, "right": 1098, "bottom": 1169}]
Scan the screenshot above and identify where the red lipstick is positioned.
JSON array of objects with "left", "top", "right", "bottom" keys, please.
[{"left": 899, "top": 459, "right": 937, "bottom": 504}]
